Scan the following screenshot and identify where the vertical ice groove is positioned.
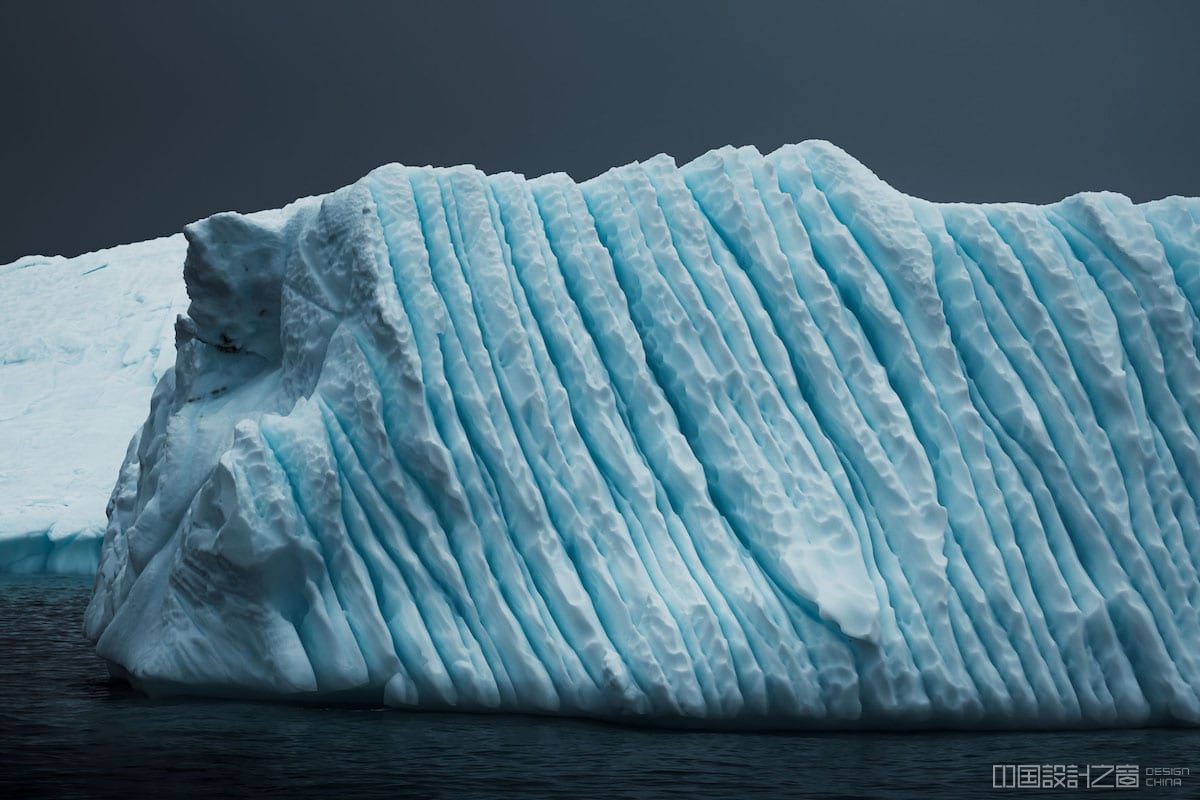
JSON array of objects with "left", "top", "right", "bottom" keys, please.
[
  {"left": 938, "top": 214, "right": 1126, "bottom": 709},
  {"left": 472, "top": 176, "right": 710, "bottom": 714},
  {"left": 365, "top": 177, "right": 560, "bottom": 708},
  {"left": 482, "top": 175, "right": 719, "bottom": 714},
  {"left": 317, "top": 397, "right": 456, "bottom": 707},
  {"left": 1105, "top": 197, "right": 1200, "bottom": 442},
  {"left": 367, "top": 168, "right": 618, "bottom": 711},
  {"left": 797, "top": 143, "right": 1075, "bottom": 719},
  {"left": 581, "top": 167, "right": 836, "bottom": 716},
  {"left": 270, "top": 396, "right": 406, "bottom": 691},
  {"left": 531, "top": 176, "right": 800, "bottom": 715},
  {"left": 610, "top": 160, "right": 865, "bottom": 639},
  {"left": 1049, "top": 205, "right": 1200, "bottom": 536},
  {"left": 964, "top": 374, "right": 1143, "bottom": 721},
  {"left": 700, "top": 147, "right": 936, "bottom": 715},
  {"left": 911, "top": 201, "right": 1087, "bottom": 718},
  {"left": 316, "top": 336, "right": 500, "bottom": 706},
  {"left": 1038, "top": 210, "right": 1193, "bottom": 623},
  {"left": 944, "top": 208, "right": 1141, "bottom": 651},
  {"left": 767, "top": 146, "right": 988, "bottom": 715},
  {"left": 408, "top": 166, "right": 659, "bottom": 714},
  {"left": 980, "top": 206, "right": 1196, "bottom": 716},
  {"left": 525, "top": 179, "right": 730, "bottom": 713},
  {"left": 484, "top": 183, "right": 734, "bottom": 714},
  {"left": 343, "top": 184, "right": 540, "bottom": 709},
  {"left": 316, "top": 370, "right": 510, "bottom": 709},
  {"left": 758, "top": 146, "right": 964, "bottom": 714},
  {"left": 616, "top": 159, "right": 849, "bottom": 710},
  {"left": 1054, "top": 201, "right": 1200, "bottom": 550},
  {"left": 673, "top": 154, "right": 891, "bottom": 714},
  {"left": 535, "top": 175, "right": 768, "bottom": 714},
  {"left": 1137, "top": 199, "right": 1200, "bottom": 575},
  {"left": 85, "top": 142, "right": 1200, "bottom": 727},
  {"left": 636, "top": 153, "right": 870, "bottom": 715},
  {"left": 1143, "top": 198, "right": 1200, "bottom": 357},
  {"left": 434, "top": 168, "right": 699, "bottom": 715},
  {"left": 1044, "top": 209, "right": 1200, "bottom": 703},
  {"left": 252, "top": 421, "right": 372, "bottom": 692},
  {"left": 968, "top": 378, "right": 1113, "bottom": 718},
  {"left": 482, "top": 177, "right": 683, "bottom": 707},
  {"left": 731, "top": 147, "right": 947, "bottom": 696},
  {"left": 492, "top": 173, "right": 755, "bottom": 717}
]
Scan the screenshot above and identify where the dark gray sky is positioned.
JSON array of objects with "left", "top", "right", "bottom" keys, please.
[{"left": 2, "top": 1, "right": 1197, "bottom": 263}]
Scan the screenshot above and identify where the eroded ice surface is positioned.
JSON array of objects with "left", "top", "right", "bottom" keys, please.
[
  {"left": 0, "top": 237, "right": 187, "bottom": 574},
  {"left": 86, "top": 142, "right": 1200, "bottom": 728}
]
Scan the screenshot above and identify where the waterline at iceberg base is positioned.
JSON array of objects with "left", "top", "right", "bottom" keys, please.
[{"left": 86, "top": 141, "right": 1200, "bottom": 729}]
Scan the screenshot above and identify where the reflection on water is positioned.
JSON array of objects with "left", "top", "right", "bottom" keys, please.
[{"left": 2, "top": 576, "right": 1196, "bottom": 798}]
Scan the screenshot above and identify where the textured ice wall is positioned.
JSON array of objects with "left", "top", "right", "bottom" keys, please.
[
  {"left": 0, "top": 237, "right": 187, "bottom": 574},
  {"left": 86, "top": 141, "right": 1200, "bottom": 728}
]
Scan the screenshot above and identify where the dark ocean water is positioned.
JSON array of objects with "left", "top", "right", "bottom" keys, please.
[{"left": 2, "top": 576, "right": 1197, "bottom": 799}]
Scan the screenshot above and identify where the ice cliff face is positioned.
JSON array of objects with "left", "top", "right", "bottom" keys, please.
[
  {"left": 85, "top": 141, "right": 1200, "bottom": 728},
  {"left": 0, "top": 237, "right": 187, "bottom": 574}
]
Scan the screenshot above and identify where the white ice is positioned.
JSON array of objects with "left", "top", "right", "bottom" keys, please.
[{"left": 0, "top": 236, "right": 187, "bottom": 574}]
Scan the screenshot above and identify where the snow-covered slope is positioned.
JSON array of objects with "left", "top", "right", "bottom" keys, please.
[
  {"left": 0, "top": 237, "right": 187, "bottom": 574},
  {"left": 85, "top": 141, "right": 1200, "bottom": 728}
]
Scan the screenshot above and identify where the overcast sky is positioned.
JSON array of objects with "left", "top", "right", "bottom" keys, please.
[{"left": 1, "top": 1, "right": 1197, "bottom": 262}]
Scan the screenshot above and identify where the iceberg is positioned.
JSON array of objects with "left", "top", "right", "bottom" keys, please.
[
  {"left": 0, "top": 236, "right": 187, "bottom": 574},
  {"left": 85, "top": 141, "right": 1200, "bottom": 728},
  {"left": 0, "top": 203, "right": 310, "bottom": 575}
]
